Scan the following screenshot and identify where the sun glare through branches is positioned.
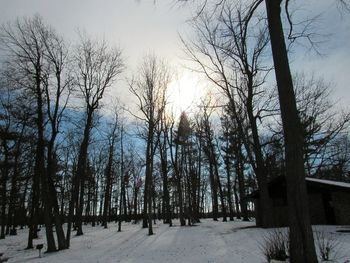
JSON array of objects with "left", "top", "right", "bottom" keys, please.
[{"left": 167, "top": 72, "right": 205, "bottom": 118}]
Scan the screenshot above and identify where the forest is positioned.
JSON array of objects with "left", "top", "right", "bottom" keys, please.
[{"left": 0, "top": 0, "right": 349, "bottom": 262}]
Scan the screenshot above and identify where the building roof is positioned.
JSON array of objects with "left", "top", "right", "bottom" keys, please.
[
  {"left": 247, "top": 176, "right": 350, "bottom": 200},
  {"left": 305, "top": 177, "right": 350, "bottom": 189}
]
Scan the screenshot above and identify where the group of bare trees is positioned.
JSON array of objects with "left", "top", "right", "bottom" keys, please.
[
  {"left": 179, "top": 0, "right": 350, "bottom": 261},
  {"left": 0, "top": 2, "right": 349, "bottom": 262},
  {"left": 0, "top": 16, "right": 124, "bottom": 251},
  {"left": 0, "top": 16, "right": 74, "bottom": 251}
]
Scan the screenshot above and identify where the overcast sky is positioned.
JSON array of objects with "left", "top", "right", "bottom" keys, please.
[
  {"left": 1, "top": 0, "right": 349, "bottom": 110},
  {"left": 0, "top": 0, "right": 191, "bottom": 66}
]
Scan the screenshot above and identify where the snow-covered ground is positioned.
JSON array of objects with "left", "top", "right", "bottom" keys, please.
[{"left": 1, "top": 219, "right": 349, "bottom": 263}]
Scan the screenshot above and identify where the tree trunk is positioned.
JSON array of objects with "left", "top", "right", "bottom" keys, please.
[
  {"left": 174, "top": 144, "right": 185, "bottom": 226},
  {"left": 35, "top": 71, "right": 57, "bottom": 252},
  {"left": 145, "top": 124, "right": 154, "bottom": 235},
  {"left": 74, "top": 109, "right": 93, "bottom": 236},
  {"left": 76, "top": 175, "right": 85, "bottom": 234},
  {"left": 233, "top": 177, "right": 241, "bottom": 219},
  {"left": 265, "top": 0, "right": 317, "bottom": 261},
  {"left": 46, "top": 143, "right": 68, "bottom": 250},
  {"left": 0, "top": 141, "right": 9, "bottom": 239},
  {"left": 225, "top": 155, "right": 234, "bottom": 221},
  {"left": 195, "top": 137, "right": 202, "bottom": 223},
  {"left": 161, "top": 149, "right": 172, "bottom": 226},
  {"left": 246, "top": 74, "right": 274, "bottom": 227},
  {"left": 118, "top": 133, "right": 125, "bottom": 232},
  {"left": 142, "top": 174, "right": 149, "bottom": 228},
  {"left": 208, "top": 160, "right": 218, "bottom": 221},
  {"left": 6, "top": 125, "right": 25, "bottom": 236},
  {"left": 233, "top": 135, "right": 249, "bottom": 221},
  {"left": 103, "top": 145, "right": 114, "bottom": 228},
  {"left": 177, "top": 169, "right": 185, "bottom": 226},
  {"left": 212, "top": 147, "right": 227, "bottom": 222},
  {"left": 159, "top": 130, "right": 172, "bottom": 226},
  {"left": 27, "top": 170, "right": 39, "bottom": 249}
]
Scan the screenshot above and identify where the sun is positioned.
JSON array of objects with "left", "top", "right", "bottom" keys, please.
[{"left": 167, "top": 72, "right": 204, "bottom": 118}]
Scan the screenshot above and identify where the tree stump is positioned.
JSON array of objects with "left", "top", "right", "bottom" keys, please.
[{"left": 36, "top": 244, "right": 44, "bottom": 258}]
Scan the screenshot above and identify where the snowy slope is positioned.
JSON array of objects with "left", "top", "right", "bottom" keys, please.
[{"left": 1, "top": 220, "right": 349, "bottom": 263}]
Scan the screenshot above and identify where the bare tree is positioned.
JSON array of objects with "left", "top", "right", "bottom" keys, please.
[
  {"left": 102, "top": 105, "right": 121, "bottom": 228},
  {"left": 179, "top": 0, "right": 347, "bottom": 259},
  {"left": 0, "top": 95, "right": 32, "bottom": 238},
  {"left": 0, "top": 15, "right": 65, "bottom": 251},
  {"left": 220, "top": 111, "right": 249, "bottom": 221},
  {"left": 181, "top": 2, "right": 276, "bottom": 226},
  {"left": 167, "top": 112, "right": 186, "bottom": 226},
  {"left": 156, "top": 111, "right": 172, "bottom": 226},
  {"left": 263, "top": 0, "right": 318, "bottom": 260},
  {"left": 129, "top": 54, "right": 170, "bottom": 235},
  {"left": 67, "top": 34, "right": 124, "bottom": 237},
  {"left": 291, "top": 74, "right": 350, "bottom": 175},
  {"left": 41, "top": 22, "right": 72, "bottom": 250},
  {"left": 198, "top": 97, "right": 228, "bottom": 222}
]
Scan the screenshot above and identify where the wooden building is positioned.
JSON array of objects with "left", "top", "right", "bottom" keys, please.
[{"left": 249, "top": 176, "right": 350, "bottom": 227}]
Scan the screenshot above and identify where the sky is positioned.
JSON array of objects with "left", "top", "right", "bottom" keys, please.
[
  {"left": 288, "top": 0, "right": 350, "bottom": 108},
  {"left": 0, "top": 0, "right": 349, "bottom": 114}
]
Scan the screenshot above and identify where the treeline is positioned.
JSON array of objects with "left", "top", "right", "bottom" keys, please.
[{"left": 0, "top": 8, "right": 349, "bottom": 256}]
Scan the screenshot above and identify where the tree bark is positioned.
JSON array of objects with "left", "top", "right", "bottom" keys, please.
[
  {"left": 0, "top": 140, "right": 9, "bottom": 239},
  {"left": 159, "top": 132, "right": 172, "bottom": 226},
  {"left": 224, "top": 154, "right": 234, "bottom": 221},
  {"left": 35, "top": 69, "right": 57, "bottom": 252},
  {"left": 264, "top": 0, "right": 317, "bottom": 261},
  {"left": 103, "top": 144, "right": 114, "bottom": 228},
  {"left": 145, "top": 121, "right": 154, "bottom": 235},
  {"left": 74, "top": 109, "right": 93, "bottom": 236}
]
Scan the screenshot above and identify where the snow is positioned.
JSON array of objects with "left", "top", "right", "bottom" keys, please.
[
  {"left": 306, "top": 177, "right": 350, "bottom": 189},
  {"left": 1, "top": 220, "right": 350, "bottom": 263}
]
